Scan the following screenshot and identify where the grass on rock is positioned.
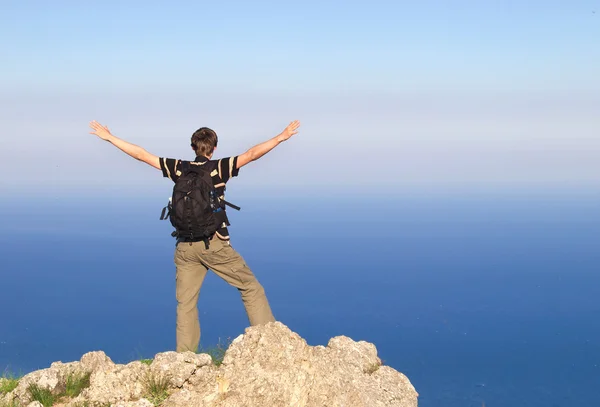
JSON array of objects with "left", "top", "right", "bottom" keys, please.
[
  {"left": 143, "top": 371, "right": 172, "bottom": 407},
  {"left": 197, "top": 338, "right": 232, "bottom": 367}
]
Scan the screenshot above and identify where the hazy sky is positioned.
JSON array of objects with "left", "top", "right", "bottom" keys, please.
[{"left": 1, "top": 0, "right": 598, "bottom": 193}]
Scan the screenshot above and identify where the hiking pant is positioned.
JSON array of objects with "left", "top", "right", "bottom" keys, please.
[{"left": 173, "top": 236, "right": 275, "bottom": 352}]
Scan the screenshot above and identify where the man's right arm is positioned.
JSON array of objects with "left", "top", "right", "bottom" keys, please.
[
  {"left": 236, "top": 120, "right": 300, "bottom": 169},
  {"left": 89, "top": 120, "right": 161, "bottom": 170}
]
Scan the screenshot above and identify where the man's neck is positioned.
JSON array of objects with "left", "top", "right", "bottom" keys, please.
[{"left": 195, "top": 155, "right": 212, "bottom": 162}]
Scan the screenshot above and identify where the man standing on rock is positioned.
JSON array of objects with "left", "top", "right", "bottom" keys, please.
[{"left": 88, "top": 119, "right": 301, "bottom": 352}]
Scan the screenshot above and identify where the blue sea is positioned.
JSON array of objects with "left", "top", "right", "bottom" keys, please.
[{"left": 1, "top": 187, "right": 599, "bottom": 407}]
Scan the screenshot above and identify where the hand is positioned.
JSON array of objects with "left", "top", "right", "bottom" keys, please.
[
  {"left": 89, "top": 120, "right": 114, "bottom": 141},
  {"left": 279, "top": 120, "right": 301, "bottom": 141}
]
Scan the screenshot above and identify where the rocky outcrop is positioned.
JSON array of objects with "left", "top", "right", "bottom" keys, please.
[{"left": 1, "top": 322, "right": 418, "bottom": 407}]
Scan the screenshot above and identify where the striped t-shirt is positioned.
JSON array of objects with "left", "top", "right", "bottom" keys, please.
[{"left": 160, "top": 155, "right": 240, "bottom": 240}]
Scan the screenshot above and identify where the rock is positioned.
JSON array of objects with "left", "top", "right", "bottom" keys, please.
[
  {"left": 326, "top": 335, "right": 381, "bottom": 371},
  {"left": 304, "top": 334, "right": 417, "bottom": 407},
  {"left": 80, "top": 361, "right": 149, "bottom": 405},
  {"left": 49, "top": 361, "right": 83, "bottom": 378},
  {"left": 162, "top": 389, "right": 206, "bottom": 407},
  {"left": 10, "top": 354, "right": 112, "bottom": 405},
  {"left": 3, "top": 322, "right": 418, "bottom": 407},
  {"left": 112, "top": 398, "right": 154, "bottom": 407},
  {"left": 177, "top": 321, "right": 418, "bottom": 407},
  {"left": 150, "top": 351, "right": 213, "bottom": 388},
  {"left": 80, "top": 351, "right": 115, "bottom": 373},
  {"left": 11, "top": 365, "right": 65, "bottom": 405},
  {"left": 26, "top": 401, "right": 44, "bottom": 407}
]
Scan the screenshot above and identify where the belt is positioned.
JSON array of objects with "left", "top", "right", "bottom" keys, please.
[{"left": 178, "top": 234, "right": 215, "bottom": 243}]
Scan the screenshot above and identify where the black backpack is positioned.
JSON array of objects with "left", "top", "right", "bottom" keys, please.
[{"left": 160, "top": 161, "right": 240, "bottom": 245}]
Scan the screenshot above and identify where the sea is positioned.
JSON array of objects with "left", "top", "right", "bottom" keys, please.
[{"left": 1, "top": 186, "right": 599, "bottom": 407}]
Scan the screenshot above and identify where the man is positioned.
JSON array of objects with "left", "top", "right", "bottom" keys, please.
[{"left": 88, "top": 119, "right": 301, "bottom": 352}]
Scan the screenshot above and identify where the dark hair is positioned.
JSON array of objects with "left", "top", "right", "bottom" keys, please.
[{"left": 190, "top": 127, "right": 218, "bottom": 157}]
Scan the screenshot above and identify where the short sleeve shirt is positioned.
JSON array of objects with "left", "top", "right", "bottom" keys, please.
[{"left": 159, "top": 155, "right": 239, "bottom": 239}]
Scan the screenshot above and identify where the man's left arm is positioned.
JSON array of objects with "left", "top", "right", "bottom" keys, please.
[
  {"left": 89, "top": 120, "right": 161, "bottom": 170},
  {"left": 235, "top": 120, "right": 300, "bottom": 169}
]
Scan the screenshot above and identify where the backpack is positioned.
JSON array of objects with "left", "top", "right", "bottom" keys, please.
[{"left": 160, "top": 161, "right": 240, "bottom": 246}]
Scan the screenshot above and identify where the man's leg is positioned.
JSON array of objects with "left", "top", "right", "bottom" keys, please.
[
  {"left": 201, "top": 237, "right": 275, "bottom": 326},
  {"left": 174, "top": 242, "right": 208, "bottom": 352}
]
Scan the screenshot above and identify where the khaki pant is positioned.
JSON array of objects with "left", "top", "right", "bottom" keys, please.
[{"left": 173, "top": 236, "right": 275, "bottom": 352}]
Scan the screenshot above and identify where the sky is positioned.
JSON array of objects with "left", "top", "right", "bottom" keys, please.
[{"left": 1, "top": 0, "right": 599, "bottom": 194}]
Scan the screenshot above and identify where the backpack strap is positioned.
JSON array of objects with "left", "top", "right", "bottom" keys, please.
[
  {"left": 221, "top": 199, "right": 241, "bottom": 211},
  {"left": 181, "top": 160, "right": 191, "bottom": 174},
  {"left": 160, "top": 196, "right": 172, "bottom": 220},
  {"left": 161, "top": 161, "right": 191, "bottom": 220},
  {"left": 160, "top": 205, "right": 169, "bottom": 220}
]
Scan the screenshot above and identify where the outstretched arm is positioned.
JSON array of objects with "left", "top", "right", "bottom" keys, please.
[
  {"left": 89, "top": 121, "right": 160, "bottom": 170},
  {"left": 236, "top": 120, "right": 301, "bottom": 169}
]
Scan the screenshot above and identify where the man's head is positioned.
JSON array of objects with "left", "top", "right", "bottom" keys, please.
[{"left": 190, "top": 127, "right": 218, "bottom": 158}]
